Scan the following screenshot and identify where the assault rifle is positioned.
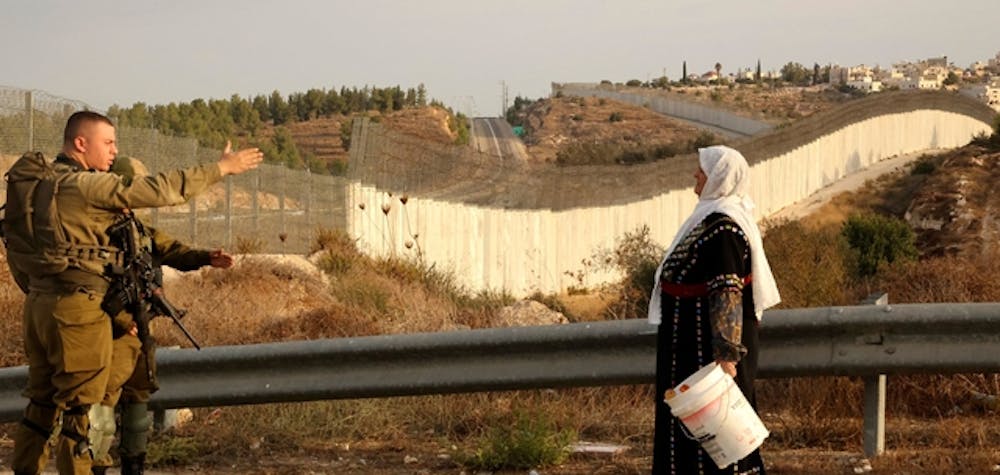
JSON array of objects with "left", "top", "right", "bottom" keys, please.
[{"left": 104, "top": 212, "right": 201, "bottom": 351}]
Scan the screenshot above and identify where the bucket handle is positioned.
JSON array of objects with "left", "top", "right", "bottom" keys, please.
[{"left": 675, "top": 380, "right": 733, "bottom": 442}]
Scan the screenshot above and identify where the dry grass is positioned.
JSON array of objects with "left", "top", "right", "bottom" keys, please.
[{"left": 0, "top": 252, "right": 26, "bottom": 367}]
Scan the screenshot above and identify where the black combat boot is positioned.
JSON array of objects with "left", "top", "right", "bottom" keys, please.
[{"left": 120, "top": 453, "right": 145, "bottom": 475}]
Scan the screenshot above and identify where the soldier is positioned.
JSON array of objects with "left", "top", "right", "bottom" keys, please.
[
  {"left": 88, "top": 157, "right": 236, "bottom": 475},
  {"left": 4, "top": 111, "right": 262, "bottom": 475}
]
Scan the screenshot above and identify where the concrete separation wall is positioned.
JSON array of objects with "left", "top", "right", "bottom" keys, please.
[{"left": 347, "top": 91, "right": 996, "bottom": 295}]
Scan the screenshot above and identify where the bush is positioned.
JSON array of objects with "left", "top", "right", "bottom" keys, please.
[
  {"left": 594, "top": 226, "right": 663, "bottom": 320},
  {"left": 762, "top": 220, "right": 855, "bottom": 308},
  {"left": 689, "top": 131, "right": 717, "bottom": 150},
  {"left": 608, "top": 111, "right": 624, "bottom": 122},
  {"left": 841, "top": 213, "right": 918, "bottom": 277},
  {"left": 311, "top": 227, "right": 360, "bottom": 275},
  {"left": 461, "top": 410, "right": 575, "bottom": 471},
  {"left": 911, "top": 159, "right": 936, "bottom": 175},
  {"left": 970, "top": 114, "right": 1000, "bottom": 150},
  {"left": 233, "top": 236, "right": 265, "bottom": 254}
]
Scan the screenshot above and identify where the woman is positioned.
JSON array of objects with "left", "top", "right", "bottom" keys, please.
[{"left": 649, "top": 145, "right": 780, "bottom": 474}]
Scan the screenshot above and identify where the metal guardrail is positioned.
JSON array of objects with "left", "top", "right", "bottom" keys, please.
[{"left": 2, "top": 302, "right": 999, "bottom": 454}]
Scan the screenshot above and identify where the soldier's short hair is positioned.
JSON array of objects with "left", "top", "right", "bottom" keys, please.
[{"left": 63, "top": 111, "right": 114, "bottom": 146}]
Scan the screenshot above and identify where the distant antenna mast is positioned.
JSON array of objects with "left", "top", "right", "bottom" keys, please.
[{"left": 501, "top": 80, "right": 509, "bottom": 118}]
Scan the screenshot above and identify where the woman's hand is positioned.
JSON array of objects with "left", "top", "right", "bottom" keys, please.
[{"left": 716, "top": 359, "right": 737, "bottom": 377}]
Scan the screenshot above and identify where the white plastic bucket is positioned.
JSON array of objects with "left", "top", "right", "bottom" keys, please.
[{"left": 664, "top": 362, "right": 769, "bottom": 468}]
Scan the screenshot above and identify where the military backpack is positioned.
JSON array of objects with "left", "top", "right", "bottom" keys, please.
[{"left": 2, "top": 151, "right": 82, "bottom": 276}]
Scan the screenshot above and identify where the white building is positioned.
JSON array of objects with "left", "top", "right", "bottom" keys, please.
[
  {"left": 986, "top": 79, "right": 1000, "bottom": 111},
  {"left": 847, "top": 76, "right": 883, "bottom": 93},
  {"left": 900, "top": 75, "right": 942, "bottom": 90},
  {"left": 829, "top": 64, "right": 876, "bottom": 84},
  {"left": 969, "top": 61, "right": 988, "bottom": 78}
]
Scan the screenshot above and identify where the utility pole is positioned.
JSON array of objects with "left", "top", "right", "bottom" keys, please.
[{"left": 501, "top": 80, "right": 509, "bottom": 118}]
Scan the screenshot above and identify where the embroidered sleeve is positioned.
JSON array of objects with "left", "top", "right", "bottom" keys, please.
[
  {"left": 709, "top": 288, "right": 748, "bottom": 362},
  {"left": 699, "top": 216, "right": 751, "bottom": 363}
]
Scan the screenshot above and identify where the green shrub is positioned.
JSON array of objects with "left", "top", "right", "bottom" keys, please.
[
  {"left": 595, "top": 226, "right": 663, "bottom": 319},
  {"left": 608, "top": 111, "right": 624, "bottom": 122},
  {"left": 841, "top": 213, "right": 918, "bottom": 277},
  {"left": 461, "top": 410, "right": 575, "bottom": 471},
  {"left": 147, "top": 435, "right": 201, "bottom": 466}
]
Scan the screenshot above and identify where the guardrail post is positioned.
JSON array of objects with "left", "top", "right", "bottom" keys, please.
[{"left": 862, "top": 292, "right": 888, "bottom": 458}]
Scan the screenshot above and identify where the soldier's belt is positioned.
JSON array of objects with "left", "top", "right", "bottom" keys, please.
[
  {"left": 60, "top": 245, "right": 125, "bottom": 267},
  {"left": 28, "top": 269, "right": 111, "bottom": 294}
]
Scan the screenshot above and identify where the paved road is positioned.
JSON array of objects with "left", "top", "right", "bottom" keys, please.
[{"left": 469, "top": 117, "right": 528, "bottom": 162}]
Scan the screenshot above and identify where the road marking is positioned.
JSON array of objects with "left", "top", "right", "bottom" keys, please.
[{"left": 483, "top": 118, "right": 504, "bottom": 160}]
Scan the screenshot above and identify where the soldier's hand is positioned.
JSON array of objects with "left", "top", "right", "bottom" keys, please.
[
  {"left": 210, "top": 249, "right": 235, "bottom": 269},
  {"left": 217, "top": 141, "right": 264, "bottom": 176}
]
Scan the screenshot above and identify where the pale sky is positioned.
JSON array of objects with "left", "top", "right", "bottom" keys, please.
[{"left": 2, "top": 0, "right": 997, "bottom": 117}]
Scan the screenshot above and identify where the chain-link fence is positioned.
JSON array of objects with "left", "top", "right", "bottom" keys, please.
[{"left": 0, "top": 87, "right": 346, "bottom": 254}]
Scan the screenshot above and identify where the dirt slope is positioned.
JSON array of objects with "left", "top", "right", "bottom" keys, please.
[
  {"left": 518, "top": 96, "right": 710, "bottom": 163},
  {"left": 256, "top": 106, "right": 456, "bottom": 170},
  {"left": 904, "top": 146, "right": 1000, "bottom": 257}
]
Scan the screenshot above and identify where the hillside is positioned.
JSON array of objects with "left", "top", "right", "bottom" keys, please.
[
  {"left": 797, "top": 142, "right": 1000, "bottom": 258},
  {"left": 601, "top": 83, "right": 856, "bottom": 124},
  {"left": 516, "top": 95, "right": 712, "bottom": 164},
  {"left": 258, "top": 85, "right": 854, "bottom": 170},
  {"left": 255, "top": 106, "right": 458, "bottom": 172}
]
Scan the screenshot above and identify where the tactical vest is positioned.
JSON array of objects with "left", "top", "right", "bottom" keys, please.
[{"left": 2, "top": 151, "right": 122, "bottom": 279}]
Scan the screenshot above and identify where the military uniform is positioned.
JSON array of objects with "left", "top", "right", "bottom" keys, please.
[{"left": 7, "top": 154, "right": 222, "bottom": 475}]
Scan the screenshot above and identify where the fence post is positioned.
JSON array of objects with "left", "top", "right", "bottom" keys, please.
[
  {"left": 189, "top": 141, "right": 198, "bottom": 245},
  {"left": 280, "top": 166, "right": 286, "bottom": 253},
  {"left": 225, "top": 176, "right": 233, "bottom": 249},
  {"left": 150, "top": 129, "right": 159, "bottom": 228},
  {"left": 306, "top": 167, "right": 313, "bottom": 239},
  {"left": 252, "top": 171, "right": 260, "bottom": 242},
  {"left": 862, "top": 292, "right": 888, "bottom": 458},
  {"left": 25, "top": 91, "right": 33, "bottom": 151}
]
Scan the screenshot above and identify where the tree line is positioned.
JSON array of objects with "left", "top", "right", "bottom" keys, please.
[{"left": 106, "top": 84, "right": 433, "bottom": 175}]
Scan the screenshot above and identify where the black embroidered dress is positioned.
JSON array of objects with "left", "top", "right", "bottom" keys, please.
[{"left": 651, "top": 213, "right": 765, "bottom": 475}]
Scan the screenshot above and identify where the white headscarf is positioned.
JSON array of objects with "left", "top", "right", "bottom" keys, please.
[{"left": 648, "top": 145, "right": 781, "bottom": 324}]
